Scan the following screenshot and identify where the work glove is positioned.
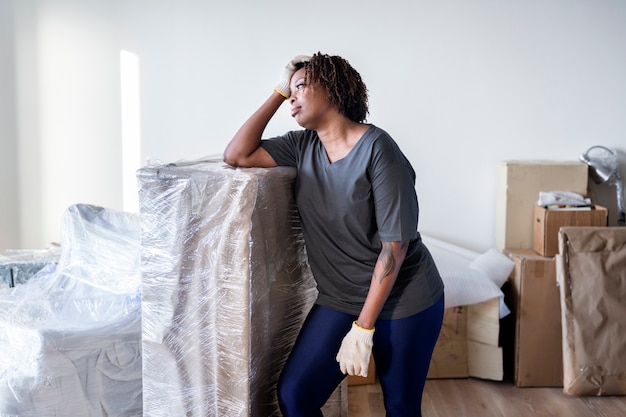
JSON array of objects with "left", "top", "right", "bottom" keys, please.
[
  {"left": 274, "top": 55, "right": 311, "bottom": 99},
  {"left": 336, "top": 321, "right": 374, "bottom": 377}
]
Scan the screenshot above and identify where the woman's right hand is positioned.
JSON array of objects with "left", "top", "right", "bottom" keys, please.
[
  {"left": 224, "top": 55, "right": 309, "bottom": 167},
  {"left": 274, "top": 55, "right": 311, "bottom": 98}
]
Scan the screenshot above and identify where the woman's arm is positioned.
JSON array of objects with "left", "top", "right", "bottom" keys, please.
[
  {"left": 336, "top": 240, "right": 409, "bottom": 376},
  {"left": 223, "top": 55, "right": 310, "bottom": 168},
  {"left": 222, "top": 91, "right": 283, "bottom": 168},
  {"left": 357, "top": 240, "right": 410, "bottom": 329}
]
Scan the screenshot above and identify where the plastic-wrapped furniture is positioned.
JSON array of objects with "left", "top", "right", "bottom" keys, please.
[
  {"left": 0, "top": 204, "right": 143, "bottom": 416},
  {"left": 137, "top": 159, "right": 347, "bottom": 417},
  {"left": 0, "top": 248, "right": 60, "bottom": 288}
]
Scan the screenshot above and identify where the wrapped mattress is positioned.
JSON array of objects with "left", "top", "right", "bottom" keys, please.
[{"left": 137, "top": 158, "right": 347, "bottom": 417}]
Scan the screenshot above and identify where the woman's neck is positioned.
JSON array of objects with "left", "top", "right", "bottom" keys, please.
[{"left": 317, "top": 120, "right": 370, "bottom": 163}]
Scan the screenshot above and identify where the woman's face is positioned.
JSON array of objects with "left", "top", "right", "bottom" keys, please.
[{"left": 289, "top": 68, "right": 333, "bottom": 130}]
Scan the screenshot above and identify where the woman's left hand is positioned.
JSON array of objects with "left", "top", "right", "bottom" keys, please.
[{"left": 336, "top": 321, "right": 374, "bottom": 377}]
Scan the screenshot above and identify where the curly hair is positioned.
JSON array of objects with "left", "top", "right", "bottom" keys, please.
[{"left": 296, "top": 52, "right": 369, "bottom": 123}]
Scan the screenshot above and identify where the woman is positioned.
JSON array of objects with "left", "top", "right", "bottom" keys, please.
[{"left": 223, "top": 53, "right": 444, "bottom": 417}]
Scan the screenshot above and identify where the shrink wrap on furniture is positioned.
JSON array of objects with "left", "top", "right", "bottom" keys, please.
[
  {"left": 137, "top": 158, "right": 347, "bottom": 417},
  {"left": 0, "top": 248, "right": 60, "bottom": 288},
  {"left": 0, "top": 204, "right": 143, "bottom": 416},
  {"left": 556, "top": 226, "right": 626, "bottom": 396}
]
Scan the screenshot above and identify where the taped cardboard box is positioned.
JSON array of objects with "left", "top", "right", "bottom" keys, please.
[
  {"left": 504, "top": 249, "right": 562, "bottom": 387},
  {"left": 556, "top": 226, "right": 626, "bottom": 396},
  {"left": 496, "top": 161, "right": 588, "bottom": 251},
  {"left": 533, "top": 205, "right": 607, "bottom": 257}
]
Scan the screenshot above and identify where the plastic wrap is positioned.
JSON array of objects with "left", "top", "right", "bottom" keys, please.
[
  {"left": 423, "top": 236, "right": 513, "bottom": 317},
  {"left": 0, "top": 247, "right": 60, "bottom": 288},
  {"left": 0, "top": 204, "right": 143, "bottom": 416},
  {"left": 137, "top": 158, "right": 347, "bottom": 417}
]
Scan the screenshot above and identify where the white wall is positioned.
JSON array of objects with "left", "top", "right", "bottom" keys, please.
[
  {"left": 2, "top": 0, "right": 625, "bottom": 251},
  {"left": 0, "top": 0, "right": 19, "bottom": 251}
]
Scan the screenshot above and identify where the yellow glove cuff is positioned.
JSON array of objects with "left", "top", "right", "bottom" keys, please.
[
  {"left": 273, "top": 87, "right": 289, "bottom": 99},
  {"left": 353, "top": 321, "right": 375, "bottom": 333}
]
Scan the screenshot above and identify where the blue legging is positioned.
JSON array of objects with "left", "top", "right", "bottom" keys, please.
[{"left": 277, "top": 295, "right": 444, "bottom": 417}]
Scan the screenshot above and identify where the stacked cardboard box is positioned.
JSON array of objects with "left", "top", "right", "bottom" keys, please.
[
  {"left": 532, "top": 205, "right": 607, "bottom": 257},
  {"left": 504, "top": 249, "right": 562, "bottom": 387},
  {"left": 350, "top": 297, "right": 504, "bottom": 384},
  {"left": 496, "top": 160, "right": 589, "bottom": 388},
  {"left": 427, "top": 306, "right": 468, "bottom": 378},
  {"left": 496, "top": 161, "right": 588, "bottom": 251},
  {"left": 427, "top": 297, "right": 502, "bottom": 380}
]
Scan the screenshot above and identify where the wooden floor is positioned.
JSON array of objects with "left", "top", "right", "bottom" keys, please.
[{"left": 348, "top": 379, "right": 626, "bottom": 417}]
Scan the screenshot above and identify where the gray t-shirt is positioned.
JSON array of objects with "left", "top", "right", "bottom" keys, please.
[{"left": 260, "top": 125, "right": 443, "bottom": 319}]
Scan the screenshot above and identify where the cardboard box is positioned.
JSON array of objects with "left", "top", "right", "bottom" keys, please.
[
  {"left": 466, "top": 298, "right": 503, "bottom": 381},
  {"left": 533, "top": 205, "right": 607, "bottom": 257},
  {"left": 350, "top": 299, "right": 503, "bottom": 383},
  {"left": 496, "top": 161, "right": 588, "bottom": 251},
  {"left": 427, "top": 298, "right": 503, "bottom": 381},
  {"left": 504, "top": 249, "right": 562, "bottom": 387},
  {"left": 427, "top": 306, "right": 468, "bottom": 379}
]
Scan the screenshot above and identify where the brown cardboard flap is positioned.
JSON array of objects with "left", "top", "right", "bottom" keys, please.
[{"left": 556, "top": 227, "right": 626, "bottom": 396}]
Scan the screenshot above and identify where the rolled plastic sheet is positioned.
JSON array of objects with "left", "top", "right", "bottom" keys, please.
[
  {"left": 0, "top": 204, "right": 143, "bottom": 416},
  {"left": 423, "top": 236, "right": 513, "bottom": 317},
  {"left": 137, "top": 158, "right": 347, "bottom": 417}
]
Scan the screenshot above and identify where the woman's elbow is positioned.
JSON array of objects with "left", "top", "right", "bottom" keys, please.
[
  {"left": 223, "top": 148, "right": 248, "bottom": 167},
  {"left": 222, "top": 152, "right": 238, "bottom": 167},
  {"left": 223, "top": 147, "right": 276, "bottom": 168}
]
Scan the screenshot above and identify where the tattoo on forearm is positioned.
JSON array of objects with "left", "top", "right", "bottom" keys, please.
[{"left": 375, "top": 242, "right": 396, "bottom": 284}]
